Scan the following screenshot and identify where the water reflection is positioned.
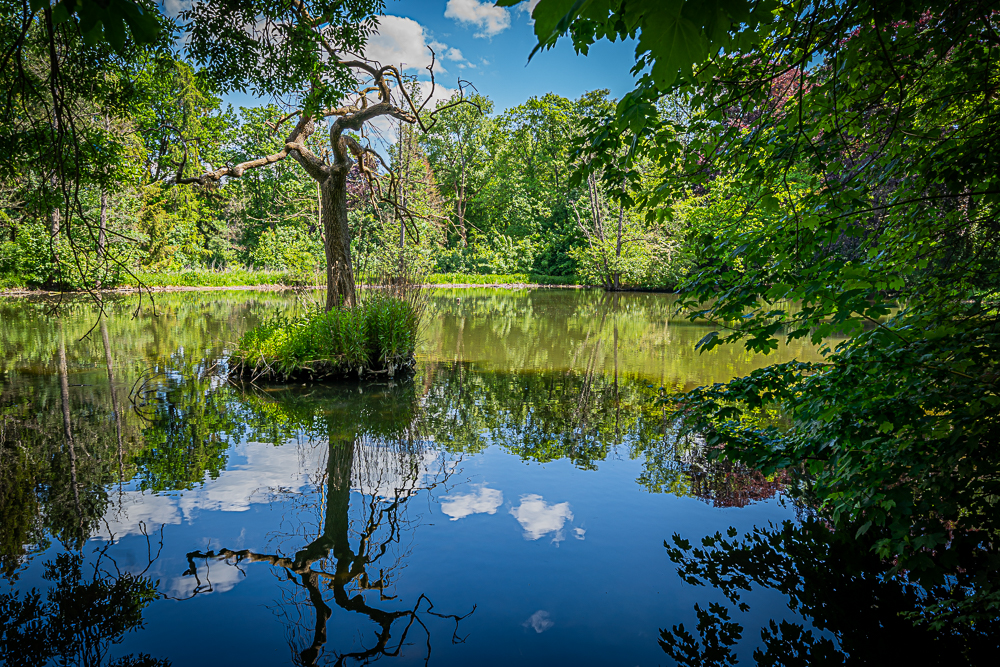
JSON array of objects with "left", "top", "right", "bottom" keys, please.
[
  {"left": 0, "top": 543, "right": 167, "bottom": 667},
  {"left": 661, "top": 519, "right": 1000, "bottom": 664},
  {"left": 1, "top": 289, "right": 874, "bottom": 665},
  {"left": 174, "top": 382, "right": 472, "bottom": 665}
]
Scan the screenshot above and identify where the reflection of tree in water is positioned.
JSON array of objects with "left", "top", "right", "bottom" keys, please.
[
  {"left": 659, "top": 520, "right": 1000, "bottom": 665},
  {"left": 689, "top": 465, "right": 787, "bottom": 509},
  {"left": 179, "top": 382, "right": 473, "bottom": 666},
  {"left": 420, "top": 356, "right": 786, "bottom": 508},
  {"left": 685, "top": 460, "right": 787, "bottom": 509},
  {"left": 0, "top": 535, "right": 170, "bottom": 667},
  {"left": 1, "top": 317, "right": 149, "bottom": 574}
]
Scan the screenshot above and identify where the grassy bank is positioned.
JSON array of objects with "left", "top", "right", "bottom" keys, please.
[
  {"left": 232, "top": 291, "right": 421, "bottom": 382},
  {"left": 422, "top": 272, "right": 578, "bottom": 286},
  {"left": 126, "top": 269, "right": 577, "bottom": 288},
  {"left": 125, "top": 268, "right": 306, "bottom": 288},
  {"left": 1, "top": 269, "right": 581, "bottom": 293}
]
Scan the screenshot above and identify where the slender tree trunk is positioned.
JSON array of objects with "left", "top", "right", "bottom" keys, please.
[
  {"left": 321, "top": 170, "right": 356, "bottom": 310},
  {"left": 59, "top": 323, "right": 83, "bottom": 541},
  {"left": 50, "top": 203, "right": 61, "bottom": 270},
  {"left": 458, "top": 152, "right": 468, "bottom": 247},
  {"left": 613, "top": 318, "right": 619, "bottom": 396},
  {"left": 293, "top": 435, "right": 353, "bottom": 666},
  {"left": 98, "top": 190, "right": 108, "bottom": 258},
  {"left": 400, "top": 126, "right": 411, "bottom": 251},
  {"left": 614, "top": 203, "right": 624, "bottom": 291},
  {"left": 101, "top": 317, "right": 124, "bottom": 495}
]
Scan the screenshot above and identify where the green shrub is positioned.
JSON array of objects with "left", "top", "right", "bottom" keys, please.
[
  {"left": 232, "top": 292, "right": 421, "bottom": 381},
  {"left": 0, "top": 216, "right": 126, "bottom": 290},
  {"left": 0, "top": 272, "right": 25, "bottom": 290},
  {"left": 248, "top": 226, "right": 324, "bottom": 274},
  {"left": 432, "top": 236, "right": 540, "bottom": 275}
]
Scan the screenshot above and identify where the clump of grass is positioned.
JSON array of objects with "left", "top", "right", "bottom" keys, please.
[{"left": 232, "top": 270, "right": 426, "bottom": 382}]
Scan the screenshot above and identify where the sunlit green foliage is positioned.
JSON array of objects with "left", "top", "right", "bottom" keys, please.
[
  {"left": 423, "top": 272, "right": 576, "bottom": 286},
  {"left": 527, "top": 0, "right": 1000, "bottom": 629}
]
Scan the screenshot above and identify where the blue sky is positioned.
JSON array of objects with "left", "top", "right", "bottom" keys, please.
[
  {"left": 371, "top": 0, "right": 639, "bottom": 113},
  {"left": 217, "top": 1, "right": 640, "bottom": 116}
]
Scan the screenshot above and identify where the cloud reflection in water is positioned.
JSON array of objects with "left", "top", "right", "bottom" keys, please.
[
  {"left": 510, "top": 494, "right": 574, "bottom": 542},
  {"left": 441, "top": 484, "right": 504, "bottom": 520}
]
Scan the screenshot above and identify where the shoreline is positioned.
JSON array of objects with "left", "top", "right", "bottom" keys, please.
[{"left": 0, "top": 282, "right": 593, "bottom": 297}]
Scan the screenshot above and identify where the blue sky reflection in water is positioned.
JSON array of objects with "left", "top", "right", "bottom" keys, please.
[{"left": 0, "top": 289, "right": 816, "bottom": 666}]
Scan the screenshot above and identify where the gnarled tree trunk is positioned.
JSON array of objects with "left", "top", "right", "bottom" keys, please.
[{"left": 321, "top": 169, "right": 356, "bottom": 310}]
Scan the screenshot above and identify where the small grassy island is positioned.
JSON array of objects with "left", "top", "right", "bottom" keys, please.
[{"left": 232, "top": 284, "right": 423, "bottom": 382}]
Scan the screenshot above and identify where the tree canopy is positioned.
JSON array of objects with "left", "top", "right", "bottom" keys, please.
[{"left": 516, "top": 0, "right": 1000, "bottom": 627}]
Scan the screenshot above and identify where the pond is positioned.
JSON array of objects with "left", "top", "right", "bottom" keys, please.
[{"left": 1, "top": 288, "right": 832, "bottom": 666}]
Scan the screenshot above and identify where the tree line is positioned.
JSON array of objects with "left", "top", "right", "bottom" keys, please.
[{"left": 0, "top": 2, "right": 688, "bottom": 295}]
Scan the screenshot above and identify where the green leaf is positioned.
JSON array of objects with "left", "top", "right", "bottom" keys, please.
[
  {"left": 103, "top": 14, "right": 126, "bottom": 55},
  {"left": 532, "top": 0, "right": 584, "bottom": 45},
  {"left": 118, "top": 0, "right": 161, "bottom": 45},
  {"left": 76, "top": 0, "right": 100, "bottom": 33},
  {"left": 81, "top": 22, "right": 103, "bottom": 47},
  {"left": 695, "top": 331, "right": 720, "bottom": 351},
  {"left": 639, "top": 3, "right": 708, "bottom": 90},
  {"left": 51, "top": 0, "right": 72, "bottom": 24}
]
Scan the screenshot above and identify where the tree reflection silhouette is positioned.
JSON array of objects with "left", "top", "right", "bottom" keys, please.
[
  {"left": 660, "top": 519, "right": 1000, "bottom": 665},
  {"left": 0, "top": 538, "right": 169, "bottom": 667},
  {"left": 180, "top": 382, "right": 473, "bottom": 666}
]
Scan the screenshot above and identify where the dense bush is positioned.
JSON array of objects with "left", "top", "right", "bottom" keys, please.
[
  {"left": 0, "top": 217, "right": 126, "bottom": 290},
  {"left": 248, "top": 226, "right": 324, "bottom": 273},
  {"left": 433, "top": 235, "right": 541, "bottom": 275}
]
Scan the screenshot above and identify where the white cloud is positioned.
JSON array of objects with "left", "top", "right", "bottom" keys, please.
[
  {"left": 441, "top": 485, "right": 503, "bottom": 520},
  {"left": 523, "top": 610, "right": 554, "bottom": 633},
  {"left": 510, "top": 494, "right": 574, "bottom": 542},
  {"left": 165, "top": 557, "right": 245, "bottom": 598},
  {"left": 160, "top": 0, "right": 191, "bottom": 18},
  {"left": 99, "top": 491, "right": 183, "bottom": 538},
  {"left": 352, "top": 447, "right": 453, "bottom": 499},
  {"left": 366, "top": 15, "right": 438, "bottom": 71},
  {"left": 361, "top": 80, "right": 458, "bottom": 154},
  {"left": 445, "top": 0, "right": 512, "bottom": 38},
  {"left": 573, "top": 527, "right": 586, "bottom": 540}
]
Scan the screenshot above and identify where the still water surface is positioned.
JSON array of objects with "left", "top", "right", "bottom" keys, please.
[{"left": 0, "top": 289, "right": 823, "bottom": 666}]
